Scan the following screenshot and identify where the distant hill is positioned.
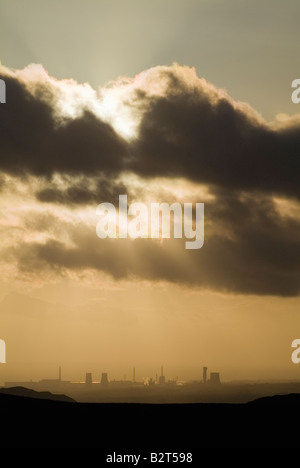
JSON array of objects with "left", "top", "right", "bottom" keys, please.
[
  {"left": 0, "top": 386, "right": 75, "bottom": 403},
  {"left": 248, "top": 393, "right": 300, "bottom": 405},
  {"left": 0, "top": 390, "right": 299, "bottom": 448}
]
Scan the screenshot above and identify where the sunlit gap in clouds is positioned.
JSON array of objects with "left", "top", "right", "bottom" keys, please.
[
  {"left": 55, "top": 78, "right": 140, "bottom": 141},
  {"left": 58, "top": 73, "right": 144, "bottom": 141},
  {"left": 97, "top": 81, "right": 140, "bottom": 141},
  {"left": 13, "top": 63, "right": 141, "bottom": 141}
]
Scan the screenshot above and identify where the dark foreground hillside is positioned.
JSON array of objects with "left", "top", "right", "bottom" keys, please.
[{"left": 0, "top": 387, "right": 299, "bottom": 448}]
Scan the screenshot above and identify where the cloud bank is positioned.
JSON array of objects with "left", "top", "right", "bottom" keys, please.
[{"left": 1, "top": 62, "right": 300, "bottom": 296}]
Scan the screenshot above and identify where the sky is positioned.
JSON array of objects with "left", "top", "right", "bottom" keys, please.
[{"left": 0, "top": 0, "right": 300, "bottom": 384}]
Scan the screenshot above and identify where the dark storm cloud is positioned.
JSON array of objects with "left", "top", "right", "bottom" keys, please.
[
  {"left": 1, "top": 64, "right": 300, "bottom": 202},
  {"left": 203, "top": 191, "right": 300, "bottom": 296},
  {"left": 9, "top": 192, "right": 300, "bottom": 296},
  {"left": 0, "top": 68, "right": 128, "bottom": 179},
  {"left": 36, "top": 177, "right": 127, "bottom": 205},
  {"left": 2, "top": 63, "right": 300, "bottom": 296},
  {"left": 130, "top": 67, "right": 300, "bottom": 200}
]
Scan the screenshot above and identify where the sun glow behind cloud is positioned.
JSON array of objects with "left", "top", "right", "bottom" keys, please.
[
  {"left": 97, "top": 82, "right": 139, "bottom": 140},
  {"left": 6, "top": 62, "right": 140, "bottom": 141}
]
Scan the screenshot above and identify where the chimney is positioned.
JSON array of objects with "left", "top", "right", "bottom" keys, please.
[
  {"left": 159, "top": 365, "right": 165, "bottom": 385},
  {"left": 203, "top": 366, "right": 207, "bottom": 383}
]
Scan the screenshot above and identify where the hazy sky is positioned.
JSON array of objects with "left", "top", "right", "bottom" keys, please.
[
  {"left": 1, "top": 0, "right": 300, "bottom": 120},
  {"left": 0, "top": 0, "right": 299, "bottom": 384}
]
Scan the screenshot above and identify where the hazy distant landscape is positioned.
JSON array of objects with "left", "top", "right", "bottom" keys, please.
[{"left": 3, "top": 378, "right": 300, "bottom": 403}]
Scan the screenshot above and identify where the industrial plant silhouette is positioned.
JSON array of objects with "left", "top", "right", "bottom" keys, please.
[
  {"left": 3, "top": 365, "right": 224, "bottom": 403},
  {"left": 3, "top": 364, "right": 300, "bottom": 407}
]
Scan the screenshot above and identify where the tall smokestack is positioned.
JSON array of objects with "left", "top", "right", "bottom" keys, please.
[
  {"left": 159, "top": 365, "right": 165, "bottom": 385},
  {"left": 133, "top": 367, "right": 135, "bottom": 383},
  {"left": 203, "top": 366, "right": 207, "bottom": 383},
  {"left": 59, "top": 366, "right": 61, "bottom": 382}
]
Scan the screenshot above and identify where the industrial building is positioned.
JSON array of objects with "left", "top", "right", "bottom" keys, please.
[
  {"left": 101, "top": 372, "right": 108, "bottom": 385},
  {"left": 202, "top": 366, "right": 221, "bottom": 385},
  {"left": 85, "top": 373, "right": 92, "bottom": 385}
]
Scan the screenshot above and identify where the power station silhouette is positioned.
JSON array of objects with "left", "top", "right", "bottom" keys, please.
[
  {"left": 4, "top": 364, "right": 221, "bottom": 397},
  {"left": 80, "top": 365, "right": 220, "bottom": 386}
]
